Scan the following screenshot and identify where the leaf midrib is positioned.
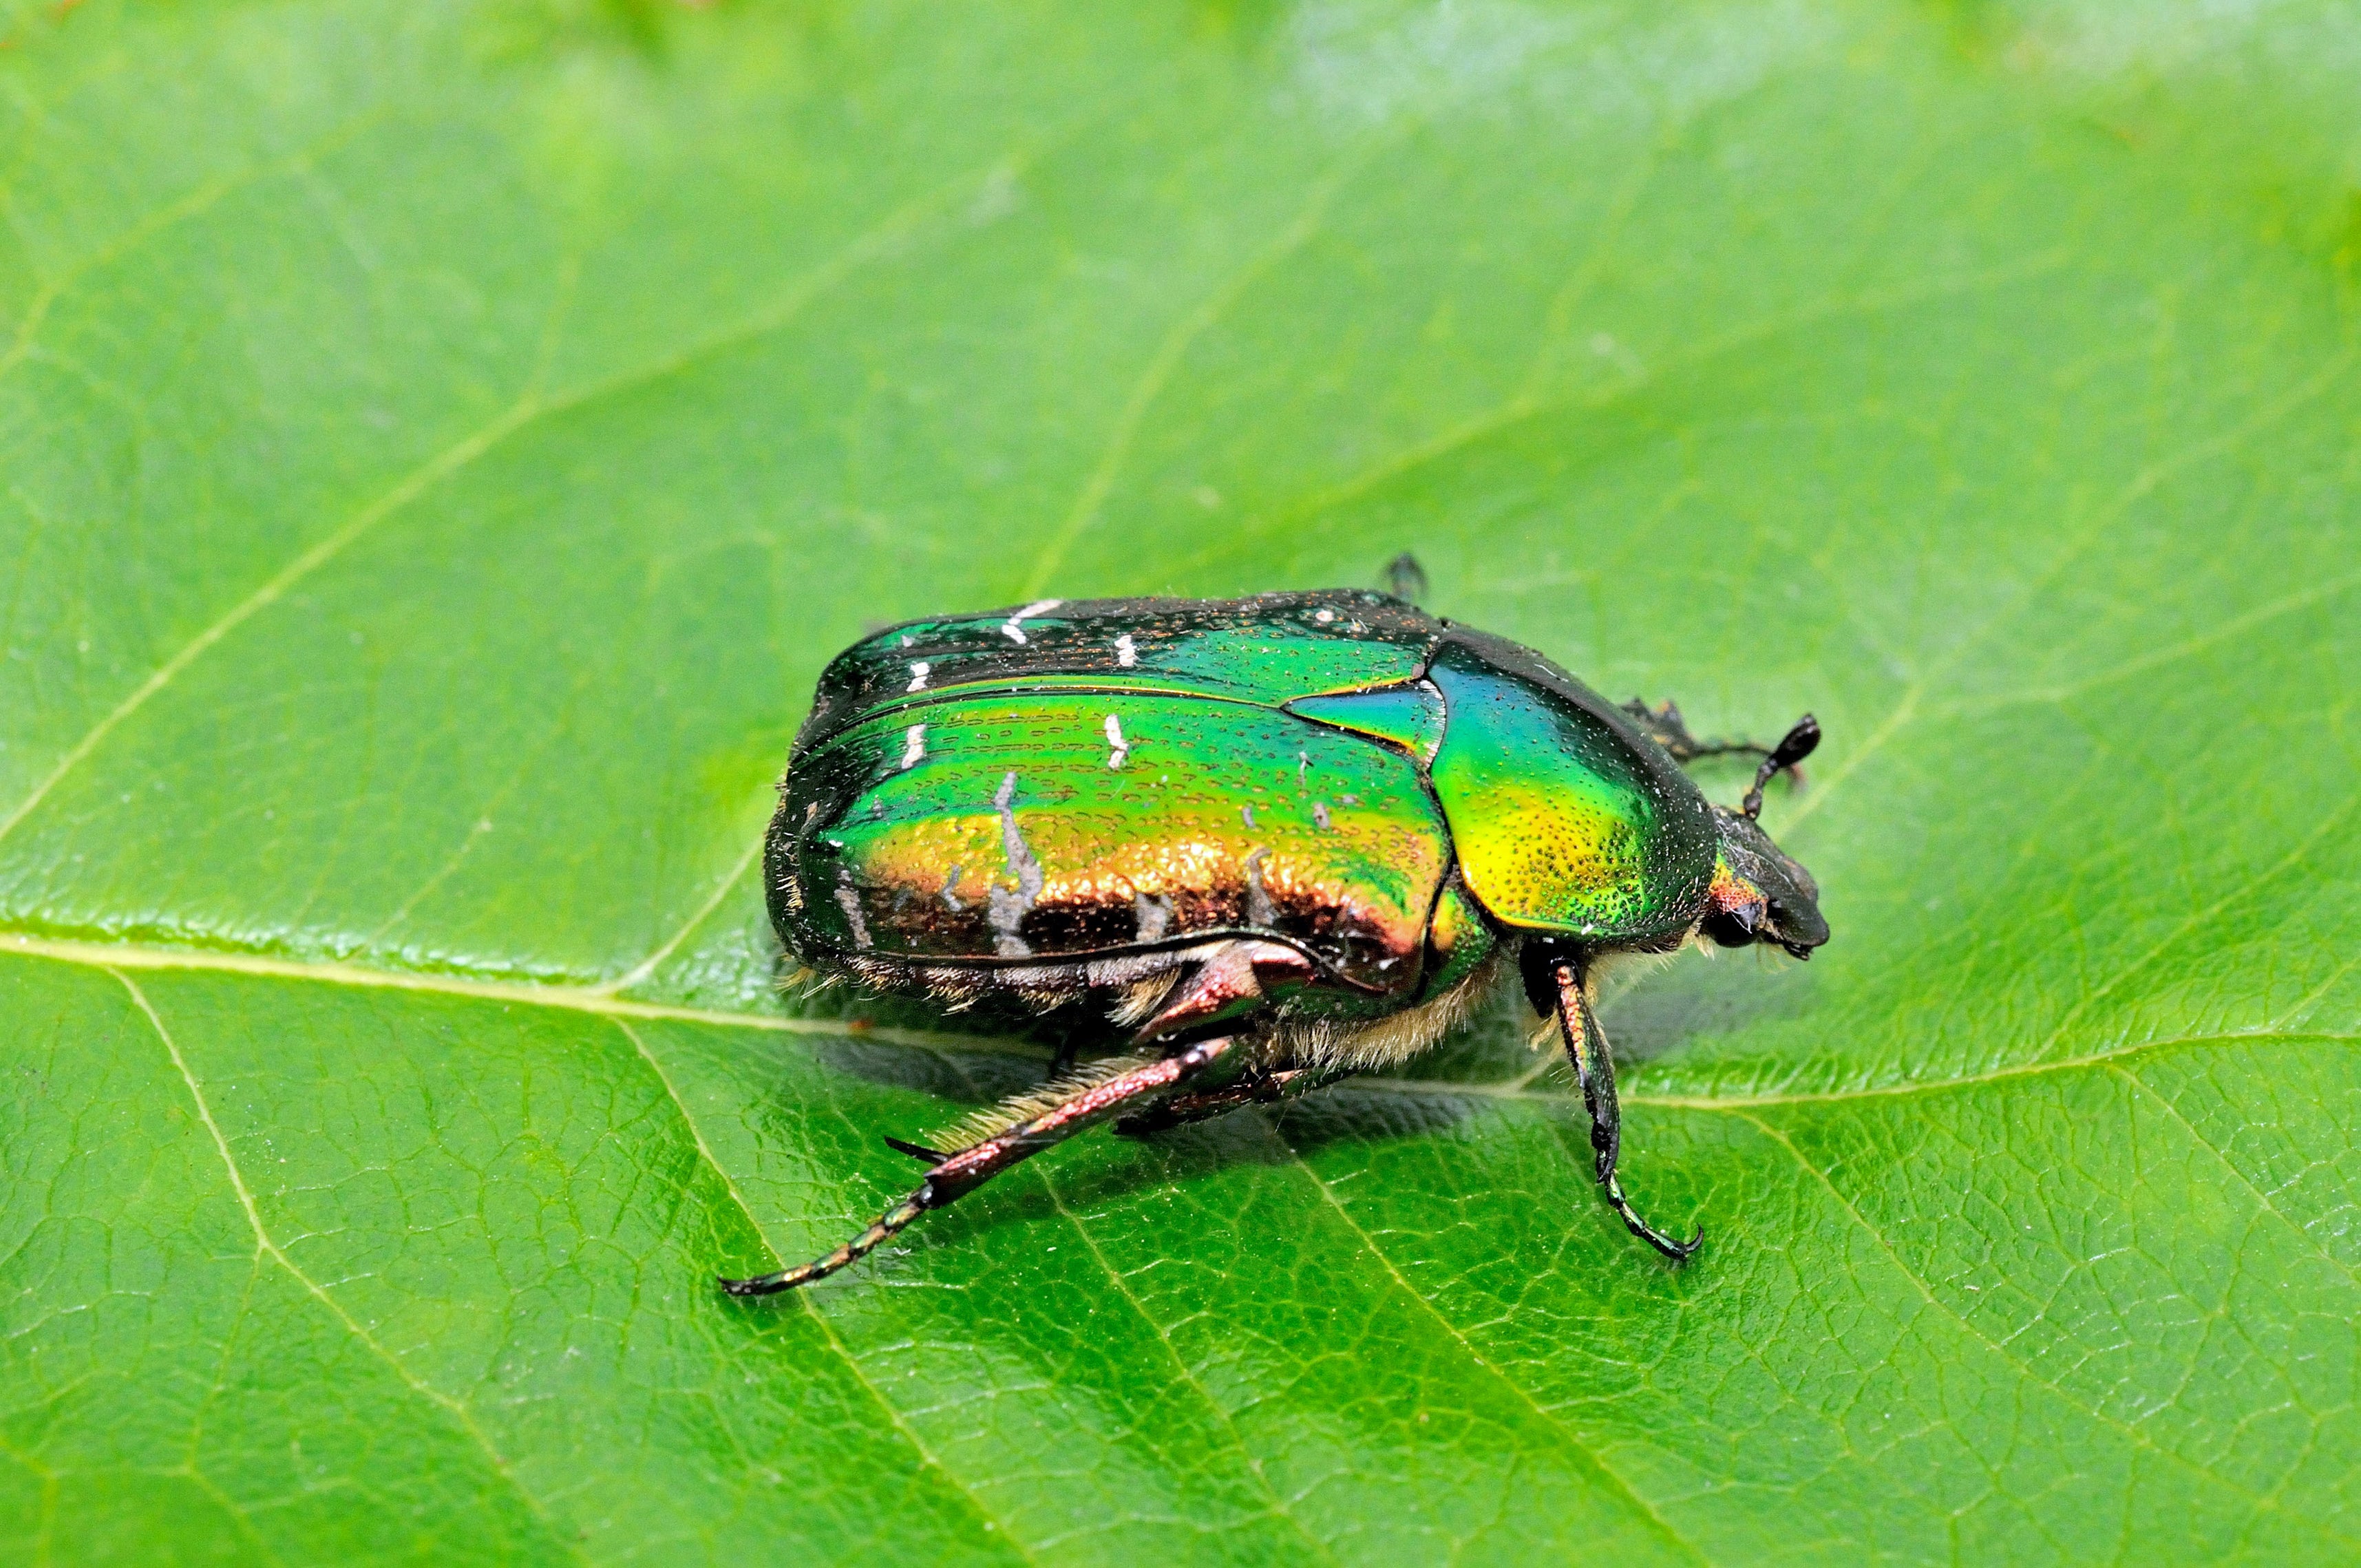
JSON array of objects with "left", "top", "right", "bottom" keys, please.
[{"left": 11, "top": 931, "right": 2345, "bottom": 1112}]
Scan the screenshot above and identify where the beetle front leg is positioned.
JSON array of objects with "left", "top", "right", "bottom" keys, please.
[
  {"left": 1616, "top": 697, "right": 1766, "bottom": 765},
  {"left": 1622, "top": 700, "right": 1814, "bottom": 812},
  {"left": 719, "top": 1035, "right": 1240, "bottom": 1295},
  {"left": 1549, "top": 961, "right": 1702, "bottom": 1262}
]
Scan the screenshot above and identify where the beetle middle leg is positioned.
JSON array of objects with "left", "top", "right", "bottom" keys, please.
[
  {"left": 719, "top": 1034, "right": 1242, "bottom": 1295},
  {"left": 1042, "top": 1014, "right": 1097, "bottom": 1080}
]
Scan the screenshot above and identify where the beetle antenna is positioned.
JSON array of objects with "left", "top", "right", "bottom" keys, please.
[{"left": 1742, "top": 713, "right": 1820, "bottom": 820}]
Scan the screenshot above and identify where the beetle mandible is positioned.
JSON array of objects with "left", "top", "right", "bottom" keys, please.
[{"left": 721, "top": 557, "right": 1825, "bottom": 1294}]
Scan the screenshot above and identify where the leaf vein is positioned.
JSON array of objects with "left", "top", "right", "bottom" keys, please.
[
  {"left": 610, "top": 1018, "right": 1037, "bottom": 1565},
  {"left": 0, "top": 141, "right": 1049, "bottom": 850},
  {"left": 2104, "top": 1061, "right": 2361, "bottom": 1293},
  {"left": 110, "top": 968, "right": 592, "bottom": 1565},
  {"left": 2033, "top": 794, "right": 2361, "bottom": 1059},
  {"left": 1686, "top": 346, "right": 2356, "bottom": 838},
  {"left": 0, "top": 107, "right": 392, "bottom": 387},
  {"left": 1019, "top": 157, "right": 1359, "bottom": 597},
  {"left": 1735, "top": 1108, "right": 2361, "bottom": 1551},
  {"left": 1366, "top": 1030, "right": 2361, "bottom": 1111},
  {"left": 1276, "top": 1121, "right": 1713, "bottom": 1567},
  {"left": 1203, "top": 249, "right": 2073, "bottom": 570},
  {"left": 3, "top": 930, "right": 1048, "bottom": 1055},
  {"left": 597, "top": 830, "right": 769, "bottom": 997},
  {"left": 1036, "top": 1165, "right": 1345, "bottom": 1565}
]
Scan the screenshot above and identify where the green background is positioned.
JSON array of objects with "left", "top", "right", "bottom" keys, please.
[{"left": 3, "top": 1, "right": 2358, "bottom": 1562}]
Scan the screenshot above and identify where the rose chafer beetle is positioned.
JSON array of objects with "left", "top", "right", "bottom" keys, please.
[{"left": 722, "top": 560, "right": 1825, "bottom": 1295}]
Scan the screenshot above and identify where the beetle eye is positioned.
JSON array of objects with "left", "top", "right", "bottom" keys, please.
[{"left": 1700, "top": 900, "right": 1761, "bottom": 949}]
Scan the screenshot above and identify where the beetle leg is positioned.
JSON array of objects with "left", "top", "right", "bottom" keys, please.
[
  {"left": 1617, "top": 697, "right": 1761, "bottom": 765},
  {"left": 1382, "top": 551, "right": 1429, "bottom": 606},
  {"left": 1113, "top": 1063, "right": 1348, "bottom": 1136},
  {"left": 1550, "top": 961, "right": 1702, "bottom": 1262},
  {"left": 1621, "top": 699, "right": 1812, "bottom": 801},
  {"left": 1134, "top": 940, "right": 1314, "bottom": 1043},
  {"left": 1045, "top": 1024, "right": 1083, "bottom": 1081},
  {"left": 719, "top": 1035, "right": 1241, "bottom": 1296}
]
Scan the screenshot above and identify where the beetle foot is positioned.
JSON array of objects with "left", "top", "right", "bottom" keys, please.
[
  {"left": 1602, "top": 1170, "right": 1704, "bottom": 1263},
  {"left": 719, "top": 1187, "right": 935, "bottom": 1295}
]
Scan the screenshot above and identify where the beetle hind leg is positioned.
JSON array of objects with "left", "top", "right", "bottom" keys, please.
[
  {"left": 1543, "top": 956, "right": 1702, "bottom": 1262},
  {"left": 1114, "top": 1062, "right": 1348, "bottom": 1136},
  {"left": 719, "top": 1035, "right": 1242, "bottom": 1296}
]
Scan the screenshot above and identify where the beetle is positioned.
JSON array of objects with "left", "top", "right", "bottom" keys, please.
[{"left": 720, "top": 558, "right": 1825, "bottom": 1295}]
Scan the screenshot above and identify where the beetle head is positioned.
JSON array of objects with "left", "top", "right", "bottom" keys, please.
[{"left": 1700, "top": 715, "right": 1828, "bottom": 960}]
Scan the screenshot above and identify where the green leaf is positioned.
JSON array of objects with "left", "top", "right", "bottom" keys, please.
[{"left": 4, "top": 1, "right": 2357, "bottom": 1561}]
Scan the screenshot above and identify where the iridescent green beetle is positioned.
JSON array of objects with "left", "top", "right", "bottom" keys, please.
[{"left": 722, "top": 561, "right": 1825, "bottom": 1295}]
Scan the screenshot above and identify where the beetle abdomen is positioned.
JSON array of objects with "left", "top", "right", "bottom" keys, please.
[{"left": 775, "top": 690, "right": 1450, "bottom": 995}]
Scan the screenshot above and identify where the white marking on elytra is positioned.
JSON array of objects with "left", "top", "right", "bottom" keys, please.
[
  {"left": 987, "top": 772, "right": 1045, "bottom": 957},
  {"left": 1103, "top": 713, "right": 1130, "bottom": 769},
  {"left": 900, "top": 724, "right": 926, "bottom": 770},
  {"left": 1312, "top": 802, "right": 1331, "bottom": 829},
  {"left": 907, "top": 661, "right": 930, "bottom": 692},
  {"left": 1115, "top": 633, "right": 1137, "bottom": 668},
  {"left": 1314, "top": 608, "right": 1336, "bottom": 624},
  {"left": 1242, "top": 804, "right": 1256, "bottom": 829},
  {"left": 1243, "top": 847, "right": 1275, "bottom": 926},
  {"left": 1001, "top": 599, "right": 1062, "bottom": 644},
  {"left": 1298, "top": 750, "right": 1310, "bottom": 790},
  {"left": 834, "top": 871, "right": 872, "bottom": 949},
  {"left": 941, "top": 865, "right": 963, "bottom": 910}
]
